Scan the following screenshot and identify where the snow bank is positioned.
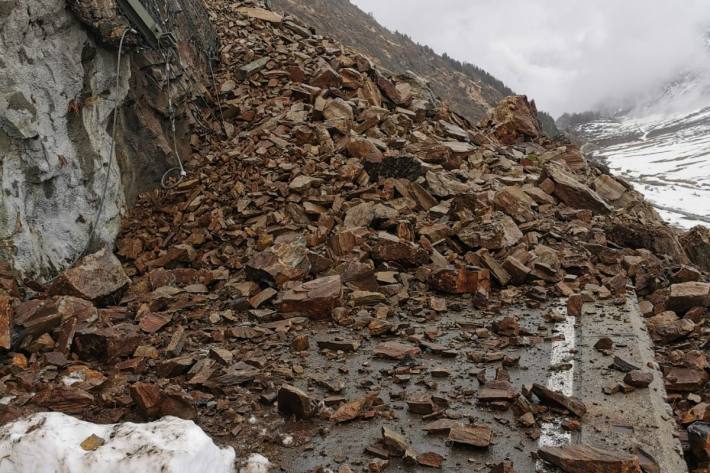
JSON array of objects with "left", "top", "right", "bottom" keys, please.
[{"left": 0, "top": 412, "right": 236, "bottom": 473}]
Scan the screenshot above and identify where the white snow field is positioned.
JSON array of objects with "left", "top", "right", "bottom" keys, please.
[
  {"left": 0, "top": 412, "right": 237, "bottom": 473},
  {"left": 578, "top": 106, "right": 710, "bottom": 228}
]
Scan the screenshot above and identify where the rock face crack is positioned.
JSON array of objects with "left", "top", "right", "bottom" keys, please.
[{"left": 0, "top": 0, "right": 216, "bottom": 279}]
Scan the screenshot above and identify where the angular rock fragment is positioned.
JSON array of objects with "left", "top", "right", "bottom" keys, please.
[
  {"left": 246, "top": 238, "right": 311, "bottom": 288},
  {"left": 33, "top": 386, "right": 94, "bottom": 415},
  {"left": 382, "top": 427, "right": 410, "bottom": 456},
  {"left": 447, "top": 425, "right": 492, "bottom": 449},
  {"left": 372, "top": 235, "right": 429, "bottom": 266},
  {"left": 667, "top": 282, "right": 709, "bottom": 312},
  {"left": 331, "top": 392, "right": 378, "bottom": 423},
  {"left": 688, "top": 422, "right": 710, "bottom": 463},
  {"left": 422, "top": 419, "right": 459, "bottom": 435},
  {"left": 279, "top": 275, "right": 343, "bottom": 319},
  {"left": 459, "top": 214, "right": 523, "bottom": 250},
  {"left": 623, "top": 371, "right": 653, "bottom": 388},
  {"left": 72, "top": 323, "right": 141, "bottom": 362},
  {"left": 502, "top": 256, "right": 530, "bottom": 285},
  {"left": 494, "top": 186, "right": 536, "bottom": 223},
  {"left": 647, "top": 311, "right": 694, "bottom": 343},
  {"left": 540, "top": 163, "right": 612, "bottom": 214},
  {"left": 665, "top": 368, "right": 709, "bottom": 392},
  {"left": 417, "top": 452, "right": 444, "bottom": 469},
  {"left": 236, "top": 6, "right": 283, "bottom": 23},
  {"left": 0, "top": 295, "right": 13, "bottom": 350},
  {"left": 538, "top": 444, "right": 641, "bottom": 473},
  {"left": 532, "top": 384, "right": 587, "bottom": 417},
  {"left": 49, "top": 249, "right": 129, "bottom": 304},
  {"left": 481, "top": 95, "right": 541, "bottom": 145},
  {"left": 681, "top": 226, "right": 710, "bottom": 272},
  {"left": 317, "top": 337, "right": 360, "bottom": 352},
  {"left": 478, "top": 380, "right": 519, "bottom": 403},
  {"left": 429, "top": 267, "right": 490, "bottom": 299},
  {"left": 277, "top": 384, "right": 317, "bottom": 419},
  {"left": 374, "top": 341, "right": 420, "bottom": 361}
]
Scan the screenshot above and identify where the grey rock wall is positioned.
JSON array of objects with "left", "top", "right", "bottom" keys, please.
[{"left": 0, "top": 0, "right": 216, "bottom": 280}]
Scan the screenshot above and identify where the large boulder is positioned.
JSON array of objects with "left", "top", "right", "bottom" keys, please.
[
  {"left": 481, "top": 95, "right": 542, "bottom": 145},
  {"left": 540, "top": 163, "right": 612, "bottom": 214},
  {"left": 606, "top": 221, "right": 689, "bottom": 265},
  {"left": 279, "top": 275, "right": 343, "bottom": 319},
  {"left": 667, "top": 282, "right": 710, "bottom": 313},
  {"left": 48, "top": 249, "right": 129, "bottom": 304},
  {"left": 681, "top": 226, "right": 710, "bottom": 273}
]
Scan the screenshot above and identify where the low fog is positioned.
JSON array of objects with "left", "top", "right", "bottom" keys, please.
[{"left": 351, "top": 0, "right": 710, "bottom": 117}]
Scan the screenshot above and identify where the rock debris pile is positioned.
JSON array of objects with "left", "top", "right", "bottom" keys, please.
[{"left": 0, "top": 1, "right": 709, "bottom": 472}]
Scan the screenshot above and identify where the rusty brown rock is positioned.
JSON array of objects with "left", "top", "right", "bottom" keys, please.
[
  {"left": 374, "top": 341, "right": 421, "bottom": 360},
  {"left": 278, "top": 384, "right": 317, "bottom": 419},
  {"left": 540, "top": 163, "right": 612, "bottom": 214},
  {"left": 429, "top": 267, "right": 491, "bottom": 300},
  {"left": 279, "top": 275, "right": 343, "bottom": 319},
  {"left": 0, "top": 295, "right": 13, "bottom": 350},
  {"left": 503, "top": 256, "right": 530, "bottom": 285},
  {"left": 33, "top": 386, "right": 94, "bottom": 415},
  {"left": 459, "top": 214, "right": 523, "bottom": 250},
  {"left": 447, "top": 424, "right": 492, "bottom": 448},
  {"left": 331, "top": 392, "right": 379, "bottom": 423},
  {"left": 417, "top": 452, "right": 444, "bottom": 469},
  {"left": 130, "top": 382, "right": 163, "bottom": 417},
  {"left": 647, "top": 311, "right": 695, "bottom": 343},
  {"left": 494, "top": 186, "right": 536, "bottom": 223},
  {"left": 246, "top": 237, "right": 311, "bottom": 288},
  {"left": 48, "top": 248, "right": 129, "bottom": 304},
  {"left": 667, "top": 282, "right": 710, "bottom": 312},
  {"left": 532, "top": 383, "right": 587, "bottom": 417},
  {"left": 681, "top": 226, "right": 710, "bottom": 272},
  {"left": 346, "top": 137, "right": 384, "bottom": 163},
  {"left": 72, "top": 323, "right": 141, "bottom": 362},
  {"left": 538, "top": 444, "right": 641, "bottom": 473},
  {"left": 372, "top": 236, "right": 429, "bottom": 266},
  {"left": 665, "top": 368, "right": 710, "bottom": 392},
  {"left": 481, "top": 95, "right": 541, "bottom": 145},
  {"left": 490, "top": 461, "right": 518, "bottom": 473},
  {"left": 567, "top": 293, "right": 583, "bottom": 317},
  {"left": 623, "top": 370, "right": 653, "bottom": 388}
]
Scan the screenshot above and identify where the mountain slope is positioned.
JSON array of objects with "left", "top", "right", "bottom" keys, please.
[
  {"left": 562, "top": 57, "right": 710, "bottom": 228},
  {"left": 270, "top": 0, "right": 558, "bottom": 134},
  {"left": 574, "top": 108, "right": 710, "bottom": 228}
]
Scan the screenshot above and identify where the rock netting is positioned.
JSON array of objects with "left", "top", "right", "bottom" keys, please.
[
  {"left": 0, "top": 1, "right": 708, "bottom": 472},
  {"left": 0, "top": 0, "right": 216, "bottom": 279}
]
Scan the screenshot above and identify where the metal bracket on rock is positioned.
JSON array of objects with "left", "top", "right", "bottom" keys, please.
[{"left": 117, "top": 0, "right": 177, "bottom": 49}]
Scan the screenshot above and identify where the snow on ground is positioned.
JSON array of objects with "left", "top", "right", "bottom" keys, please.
[
  {"left": 240, "top": 454, "right": 272, "bottom": 473},
  {"left": 579, "top": 107, "right": 710, "bottom": 228},
  {"left": 0, "top": 412, "right": 237, "bottom": 473}
]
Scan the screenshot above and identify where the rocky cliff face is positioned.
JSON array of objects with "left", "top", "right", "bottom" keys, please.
[{"left": 0, "top": 0, "right": 216, "bottom": 280}]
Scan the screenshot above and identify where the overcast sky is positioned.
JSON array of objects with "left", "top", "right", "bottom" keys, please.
[{"left": 351, "top": 0, "right": 710, "bottom": 117}]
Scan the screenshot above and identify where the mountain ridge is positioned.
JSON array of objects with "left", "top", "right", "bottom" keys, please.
[{"left": 270, "top": 0, "right": 559, "bottom": 136}]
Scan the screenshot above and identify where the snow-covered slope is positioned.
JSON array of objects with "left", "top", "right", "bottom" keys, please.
[
  {"left": 568, "top": 32, "right": 710, "bottom": 228},
  {"left": 577, "top": 107, "right": 710, "bottom": 228}
]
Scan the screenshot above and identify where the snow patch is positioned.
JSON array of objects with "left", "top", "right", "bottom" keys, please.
[
  {"left": 239, "top": 453, "right": 272, "bottom": 473},
  {"left": 0, "top": 412, "right": 236, "bottom": 473}
]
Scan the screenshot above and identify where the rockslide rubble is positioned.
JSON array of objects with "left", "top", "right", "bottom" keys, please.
[{"left": 0, "top": 1, "right": 709, "bottom": 472}]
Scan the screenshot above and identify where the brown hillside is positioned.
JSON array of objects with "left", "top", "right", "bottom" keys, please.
[{"left": 269, "top": 0, "right": 516, "bottom": 124}]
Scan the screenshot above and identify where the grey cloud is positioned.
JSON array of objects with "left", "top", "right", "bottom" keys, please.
[{"left": 351, "top": 0, "right": 710, "bottom": 116}]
